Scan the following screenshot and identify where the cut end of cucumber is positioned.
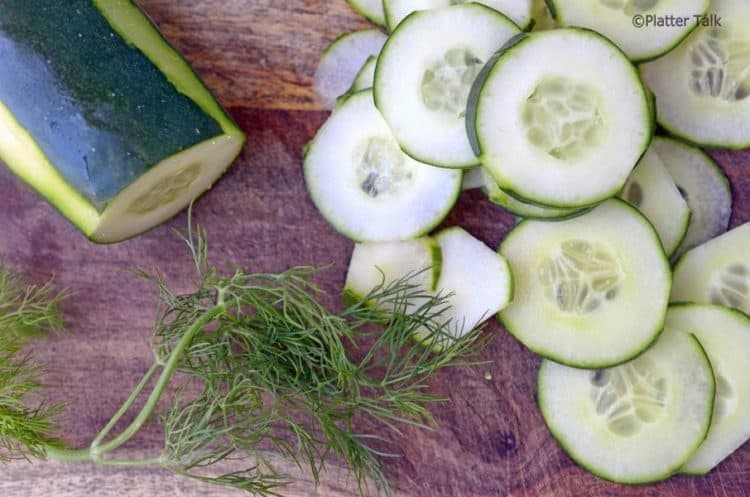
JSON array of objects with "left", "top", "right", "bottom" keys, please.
[
  {"left": 90, "top": 134, "right": 244, "bottom": 243},
  {"left": 688, "top": 27, "right": 750, "bottom": 104}
]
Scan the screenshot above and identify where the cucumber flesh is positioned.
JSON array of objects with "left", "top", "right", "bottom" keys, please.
[
  {"left": 375, "top": 4, "right": 521, "bottom": 168},
  {"left": 304, "top": 90, "right": 461, "bottom": 242},
  {"left": 383, "top": 0, "right": 532, "bottom": 31},
  {"left": 672, "top": 223, "right": 750, "bottom": 315},
  {"left": 618, "top": 145, "right": 691, "bottom": 257},
  {"left": 346, "top": 0, "right": 387, "bottom": 26},
  {"left": 314, "top": 30, "right": 387, "bottom": 109},
  {"left": 344, "top": 238, "right": 442, "bottom": 305},
  {"left": 640, "top": 0, "right": 750, "bottom": 148},
  {"left": 500, "top": 199, "right": 671, "bottom": 368},
  {"left": 470, "top": 29, "right": 652, "bottom": 208},
  {"left": 538, "top": 327, "right": 714, "bottom": 484},
  {"left": 461, "top": 167, "right": 488, "bottom": 191},
  {"left": 417, "top": 227, "right": 512, "bottom": 349},
  {"left": 349, "top": 55, "right": 377, "bottom": 93},
  {"left": 652, "top": 137, "right": 731, "bottom": 258},
  {"left": 482, "top": 169, "right": 584, "bottom": 219},
  {"left": 666, "top": 305, "right": 750, "bottom": 474},
  {"left": 549, "top": 0, "right": 709, "bottom": 61},
  {"left": 530, "top": 0, "right": 558, "bottom": 30}
]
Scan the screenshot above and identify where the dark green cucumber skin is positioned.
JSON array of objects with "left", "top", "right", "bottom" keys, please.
[{"left": 0, "top": 1, "right": 223, "bottom": 210}]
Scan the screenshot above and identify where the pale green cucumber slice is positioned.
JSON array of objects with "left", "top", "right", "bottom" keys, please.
[
  {"left": 499, "top": 199, "right": 671, "bottom": 367},
  {"left": 531, "top": 0, "right": 558, "bottom": 30},
  {"left": 374, "top": 4, "right": 521, "bottom": 168},
  {"left": 640, "top": 0, "right": 750, "bottom": 148},
  {"left": 618, "top": 145, "right": 691, "bottom": 257},
  {"left": 538, "top": 327, "right": 714, "bottom": 484},
  {"left": 350, "top": 55, "right": 378, "bottom": 93},
  {"left": 314, "top": 30, "right": 387, "bottom": 109},
  {"left": 481, "top": 169, "right": 584, "bottom": 219},
  {"left": 461, "top": 167, "right": 488, "bottom": 191},
  {"left": 417, "top": 226, "right": 513, "bottom": 349},
  {"left": 470, "top": 29, "right": 652, "bottom": 208},
  {"left": 672, "top": 223, "right": 750, "bottom": 315},
  {"left": 665, "top": 305, "right": 750, "bottom": 474},
  {"left": 383, "top": 0, "right": 532, "bottom": 31},
  {"left": 652, "top": 137, "right": 731, "bottom": 257},
  {"left": 549, "top": 0, "right": 708, "bottom": 62},
  {"left": 304, "top": 90, "right": 461, "bottom": 242},
  {"left": 344, "top": 237, "right": 442, "bottom": 304},
  {"left": 346, "top": 0, "right": 387, "bottom": 26}
]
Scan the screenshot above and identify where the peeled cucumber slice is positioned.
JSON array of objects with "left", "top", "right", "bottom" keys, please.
[
  {"left": 469, "top": 29, "right": 652, "bottom": 208},
  {"left": 344, "top": 238, "right": 442, "bottom": 304},
  {"left": 349, "top": 55, "right": 377, "bottom": 93},
  {"left": 304, "top": 90, "right": 461, "bottom": 242},
  {"left": 666, "top": 305, "right": 750, "bottom": 474},
  {"left": 538, "top": 327, "right": 715, "bottom": 484},
  {"left": 314, "top": 30, "right": 387, "bottom": 109},
  {"left": 375, "top": 4, "right": 521, "bottom": 168},
  {"left": 499, "top": 199, "right": 671, "bottom": 367},
  {"left": 652, "top": 137, "right": 731, "bottom": 257},
  {"left": 346, "top": 0, "right": 387, "bottom": 26},
  {"left": 640, "top": 0, "right": 750, "bottom": 148},
  {"left": 549, "top": 0, "right": 709, "bottom": 62},
  {"left": 618, "top": 145, "right": 691, "bottom": 257},
  {"left": 482, "top": 169, "right": 584, "bottom": 219},
  {"left": 383, "top": 0, "right": 532, "bottom": 31},
  {"left": 418, "top": 227, "right": 513, "bottom": 349},
  {"left": 672, "top": 223, "right": 750, "bottom": 315}
]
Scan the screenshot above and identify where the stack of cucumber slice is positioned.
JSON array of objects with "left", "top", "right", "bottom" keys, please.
[{"left": 308, "top": 0, "right": 750, "bottom": 484}]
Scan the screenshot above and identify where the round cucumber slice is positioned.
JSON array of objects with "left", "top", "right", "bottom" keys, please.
[
  {"left": 666, "top": 305, "right": 750, "bottom": 474},
  {"left": 346, "top": 0, "right": 387, "bottom": 26},
  {"left": 304, "top": 90, "right": 461, "bottom": 242},
  {"left": 640, "top": 0, "right": 750, "bottom": 148},
  {"left": 499, "top": 199, "right": 671, "bottom": 368},
  {"left": 383, "top": 0, "right": 532, "bottom": 31},
  {"left": 470, "top": 29, "right": 652, "bottom": 208},
  {"left": 374, "top": 4, "right": 521, "bottom": 168},
  {"left": 538, "top": 327, "right": 715, "bottom": 484},
  {"left": 549, "top": 0, "right": 709, "bottom": 62},
  {"left": 349, "top": 55, "right": 377, "bottom": 93},
  {"left": 313, "top": 30, "right": 387, "bottom": 109},
  {"left": 481, "top": 169, "right": 585, "bottom": 219},
  {"left": 652, "top": 137, "right": 732, "bottom": 257},
  {"left": 618, "top": 145, "right": 691, "bottom": 257},
  {"left": 417, "top": 227, "right": 513, "bottom": 349},
  {"left": 344, "top": 237, "right": 442, "bottom": 305},
  {"left": 672, "top": 223, "right": 750, "bottom": 315}
]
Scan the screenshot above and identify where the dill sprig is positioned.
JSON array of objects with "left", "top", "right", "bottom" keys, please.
[{"left": 0, "top": 265, "right": 65, "bottom": 462}]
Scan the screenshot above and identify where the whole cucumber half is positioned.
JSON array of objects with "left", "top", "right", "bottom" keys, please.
[{"left": 0, "top": 0, "right": 245, "bottom": 243}]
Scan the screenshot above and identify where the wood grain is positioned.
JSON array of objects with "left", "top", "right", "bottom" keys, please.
[{"left": 2, "top": 1, "right": 750, "bottom": 496}]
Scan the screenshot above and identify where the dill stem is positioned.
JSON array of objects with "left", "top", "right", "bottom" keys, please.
[{"left": 46, "top": 307, "right": 223, "bottom": 464}]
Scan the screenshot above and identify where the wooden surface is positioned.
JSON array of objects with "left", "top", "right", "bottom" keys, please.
[{"left": 3, "top": 1, "right": 750, "bottom": 496}]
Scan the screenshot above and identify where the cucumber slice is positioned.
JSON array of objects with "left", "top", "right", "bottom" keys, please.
[
  {"left": 470, "top": 29, "right": 652, "bottom": 208},
  {"left": 499, "top": 199, "right": 671, "bottom": 367},
  {"left": 538, "top": 327, "right": 715, "bottom": 484},
  {"left": 304, "top": 90, "right": 461, "bottom": 242},
  {"left": 531, "top": 0, "right": 558, "bottom": 30},
  {"left": 349, "top": 55, "right": 378, "bottom": 93},
  {"left": 383, "top": 0, "right": 532, "bottom": 31},
  {"left": 652, "top": 137, "right": 732, "bottom": 257},
  {"left": 618, "top": 145, "right": 691, "bottom": 257},
  {"left": 346, "top": 0, "right": 387, "bottom": 27},
  {"left": 666, "top": 305, "right": 750, "bottom": 474},
  {"left": 482, "top": 169, "right": 585, "bottom": 219},
  {"left": 313, "top": 30, "right": 387, "bottom": 109},
  {"left": 0, "top": 0, "right": 245, "bottom": 243},
  {"left": 418, "top": 227, "right": 513, "bottom": 349},
  {"left": 672, "top": 224, "right": 750, "bottom": 315},
  {"left": 461, "top": 167, "right": 488, "bottom": 191},
  {"left": 549, "top": 0, "right": 709, "bottom": 62},
  {"left": 344, "top": 238, "right": 442, "bottom": 304},
  {"left": 640, "top": 0, "right": 750, "bottom": 148},
  {"left": 374, "top": 4, "right": 521, "bottom": 168}
]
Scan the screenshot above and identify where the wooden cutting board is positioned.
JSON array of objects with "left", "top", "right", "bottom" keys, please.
[{"left": 3, "top": 2, "right": 750, "bottom": 496}]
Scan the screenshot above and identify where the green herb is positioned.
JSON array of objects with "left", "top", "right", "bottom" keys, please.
[{"left": 2, "top": 221, "right": 487, "bottom": 496}]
